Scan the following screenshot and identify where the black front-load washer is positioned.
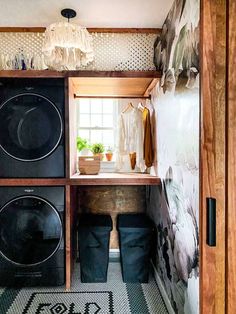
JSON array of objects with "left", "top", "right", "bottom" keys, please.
[
  {"left": 0, "top": 78, "right": 65, "bottom": 177},
  {"left": 0, "top": 186, "right": 64, "bottom": 286}
]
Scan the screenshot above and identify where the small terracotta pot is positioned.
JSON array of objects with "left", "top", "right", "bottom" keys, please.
[
  {"left": 94, "top": 153, "right": 104, "bottom": 161},
  {"left": 105, "top": 153, "right": 113, "bottom": 161}
]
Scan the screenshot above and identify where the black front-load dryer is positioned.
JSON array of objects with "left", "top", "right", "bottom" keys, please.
[
  {"left": 0, "top": 186, "right": 64, "bottom": 286},
  {"left": 0, "top": 78, "right": 65, "bottom": 177}
]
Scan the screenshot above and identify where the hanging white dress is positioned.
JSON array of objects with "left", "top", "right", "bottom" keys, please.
[{"left": 116, "top": 106, "right": 146, "bottom": 172}]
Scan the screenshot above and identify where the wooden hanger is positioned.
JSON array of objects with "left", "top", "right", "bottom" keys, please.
[{"left": 122, "top": 102, "right": 134, "bottom": 113}]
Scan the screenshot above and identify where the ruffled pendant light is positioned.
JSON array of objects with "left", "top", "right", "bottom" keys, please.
[{"left": 42, "top": 8, "right": 94, "bottom": 70}]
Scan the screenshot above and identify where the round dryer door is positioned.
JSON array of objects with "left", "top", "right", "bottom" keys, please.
[
  {"left": 0, "top": 196, "right": 62, "bottom": 266},
  {"left": 0, "top": 93, "right": 63, "bottom": 161}
]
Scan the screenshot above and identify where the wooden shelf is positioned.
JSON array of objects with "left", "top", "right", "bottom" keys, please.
[
  {"left": 0, "top": 70, "right": 65, "bottom": 78},
  {"left": 0, "top": 70, "right": 160, "bottom": 98},
  {"left": 0, "top": 70, "right": 161, "bottom": 79},
  {"left": 70, "top": 172, "right": 161, "bottom": 185},
  {"left": 67, "top": 71, "right": 161, "bottom": 78},
  {"left": 0, "top": 174, "right": 160, "bottom": 186},
  {"left": 0, "top": 178, "right": 67, "bottom": 186},
  {"left": 72, "top": 77, "right": 159, "bottom": 98},
  {"left": 0, "top": 27, "right": 162, "bottom": 34}
]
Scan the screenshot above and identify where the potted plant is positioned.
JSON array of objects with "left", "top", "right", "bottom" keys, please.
[
  {"left": 105, "top": 146, "right": 113, "bottom": 161},
  {"left": 91, "top": 143, "right": 105, "bottom": 160},
  {"left": 77, "top": 137, "right": 91, "bottom": 156}
]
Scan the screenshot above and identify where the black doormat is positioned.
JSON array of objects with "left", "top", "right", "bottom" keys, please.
[{"left": 22, "top": 291, "right": 113, "bottom": 314}]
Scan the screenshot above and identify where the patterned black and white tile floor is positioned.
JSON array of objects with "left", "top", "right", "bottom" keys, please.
[{"left": 0, "top": 263, "right": 168, "bottom": 314}]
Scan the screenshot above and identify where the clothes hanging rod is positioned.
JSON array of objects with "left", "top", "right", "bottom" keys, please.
[{"left": 74, "top": 95, "right": 151, "bottom": 99}]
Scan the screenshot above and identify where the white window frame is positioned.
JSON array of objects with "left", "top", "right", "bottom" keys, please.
[{"left": 77, "top": 98, "right": 118, "bottom": 172}]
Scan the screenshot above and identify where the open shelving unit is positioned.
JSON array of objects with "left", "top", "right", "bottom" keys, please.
[
  {"left": 0, "top": 179, "right": 67, "bottom": 186},
  {"left": 0, "top": 69, "right": 161, "bottom": 289},
  {"left": 0, "top": 70, "right": 161, "bottom": 78},
  {"left": 0, "top": 174, "right": 161, "bottom": 186},
  {"left": 70, "top": 173, "right": 161, "bottom": 185}
]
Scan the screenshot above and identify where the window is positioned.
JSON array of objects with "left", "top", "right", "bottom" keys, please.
[{"left": 77, "top": 98, "right": 117, "bottom": 150}]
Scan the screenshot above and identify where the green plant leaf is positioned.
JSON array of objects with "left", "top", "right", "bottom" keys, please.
[
  {"left": 77, "top": 136, "right": 88, "bottom": 152},
  {"left": 91, "top": 143, "right": 105, "bottom": 154}
]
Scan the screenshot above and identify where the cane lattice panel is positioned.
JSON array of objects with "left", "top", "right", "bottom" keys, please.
[{"left": 0, "top": 32, "right": 157, "bottom": 71}]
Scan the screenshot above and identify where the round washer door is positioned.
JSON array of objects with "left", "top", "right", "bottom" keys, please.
[
  {"left": 0, "top": 93, "right": 63, "bottom": 161},
  {"left": 0, "top": 196, "right": 62, "bottom": 266}
]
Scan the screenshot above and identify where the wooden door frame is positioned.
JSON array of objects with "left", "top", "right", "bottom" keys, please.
[
  {"left": 200, "top": 0, "right": 227, "bottom": 313},
  {"left": 226, "top": 0, "right": 236, "bottom": 312}
]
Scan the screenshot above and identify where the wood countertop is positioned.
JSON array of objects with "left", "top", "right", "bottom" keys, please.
[{"left": 70, "top": 172, "right": 161, "bottom": 185}]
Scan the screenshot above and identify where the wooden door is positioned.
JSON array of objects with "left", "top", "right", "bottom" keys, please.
[
  {"left": 226, "top": 0, "right": 236, "bottom": 312},
  {"left": 200, "top": 0, "right": 227, "bottom": 313}
]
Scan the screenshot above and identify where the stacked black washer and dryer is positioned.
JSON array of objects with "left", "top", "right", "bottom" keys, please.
[{"left": 0, "top": 78, "right": 65, "bottom": 286}]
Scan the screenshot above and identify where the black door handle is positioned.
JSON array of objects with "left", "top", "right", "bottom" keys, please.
[{"left": 206, "top": 197, "right": 216, "bottom": 246}]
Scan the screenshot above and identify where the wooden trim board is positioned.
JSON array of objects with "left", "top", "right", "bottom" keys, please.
[
  {"left": 0, "top": 179, "right": 67, "bottom": 186},
  {"left": 70, "top": 173, "right": 161, "bottom": 186},
  {"left": 69, "top": 79, "right": 78, "bottom": 178},
  {"left": 226, "top": 0, "right": 236, "bottom": 312},
  {"left": 71, "top": 77, "right": 159, "bottom": 98},
  {"left": 65, "top": 185, "right": 71, "bottom": 290},
  {"left": 0, "top": 175, "right": 161, "bottom": 186},
  {"left": 143, "top": 78, "right": 159, "bottom": 97},
  {"left": 0, "top": 70, "right": 161, "bottom": 79},
  {"left": 65, "top": 185, "right": 78, "bottom": 290},
  {"left": 0, "top": 27, "right": 161, "bottom": 34},
  {"left": 0, "top": 71, "right": 160, "bottom": 98},
  {"left": 0, "top": 70, "right": 65, "bottom": 78}
]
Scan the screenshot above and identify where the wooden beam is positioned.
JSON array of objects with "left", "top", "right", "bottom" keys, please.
[
  {"left": 65, "top": 185, "right": 78, "bottom": 290},
  {"left": 68, "top": 78, "right": 78, "bottom": 178},
  {"left": 67, "top": 71, "right": 161, "bottom": 78},
  {"left": 0, "top": 70, "right": 161, "bottom": 79},
  {"left": 65, "top": 185, "right": 72, "bottom": 290},
  {"left": 0, "top": 27, "right": 162, "bottom": 34},
  {"left": 88, "top": 28, "right": 162, "bottom": 34},
  {"left": 0, "top": 70, "right": 65, "bottom": 78},
  {"left": 143, "top": 78, "right": 159, "bottom": 97},
  {"left": 0, "top": 27, "right": 46, "bottom": 33}
]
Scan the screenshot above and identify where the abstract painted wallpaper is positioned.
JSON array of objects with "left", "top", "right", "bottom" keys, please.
[{"left": 147, "top": 0, "right": 200, "bottom": 313}]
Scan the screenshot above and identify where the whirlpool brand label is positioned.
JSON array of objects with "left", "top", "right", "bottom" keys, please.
[
  {"left": 24, "top": 189, "right": 34, "bottom": 193},
  {"left": 21, "top": 291, "right": 113, "bottom": 314}
]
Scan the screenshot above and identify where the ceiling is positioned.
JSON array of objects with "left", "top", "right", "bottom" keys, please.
[{"left": 0, "top": 0, "right": 173, "bottom": 28}]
